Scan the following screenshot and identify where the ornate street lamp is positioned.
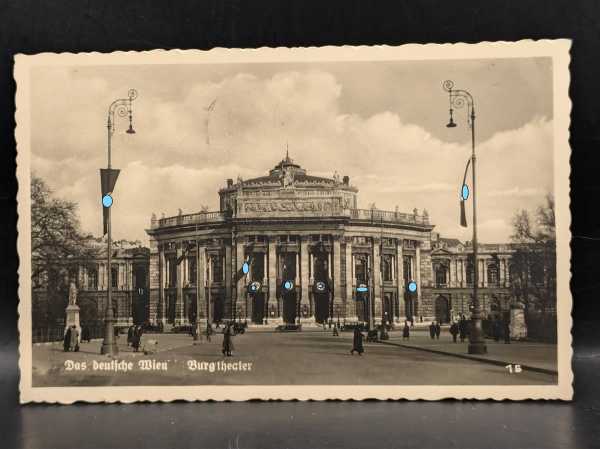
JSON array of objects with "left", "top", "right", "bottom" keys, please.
[
  {"left": 442, "top": 80, "right": 487, "bottom": 354},
  {"left": 100, "top": 89, "right": 138, "bottom": 356}
]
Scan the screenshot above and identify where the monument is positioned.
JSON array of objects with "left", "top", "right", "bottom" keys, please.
[{"left": 65, "top": 281, "right": 81, "bottom": 343}]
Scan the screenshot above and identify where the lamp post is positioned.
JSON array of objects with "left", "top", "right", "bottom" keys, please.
[
  {"left": 101, "top": 89, "right": 138, "bottom": 356},
  {"left": 442, "top": 80, "right": 487, "bottom": 355}
]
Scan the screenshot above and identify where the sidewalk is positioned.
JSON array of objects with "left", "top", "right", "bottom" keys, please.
[{"left": 384, "top": 332, "right": 558, "bottom": 375}]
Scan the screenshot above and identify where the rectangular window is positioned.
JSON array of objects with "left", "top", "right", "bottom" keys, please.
[
  {"left": 212, "top": 255, "right": 223, "bottom": 283},
  {"left": 188, "top": 256, "right": 197, "bottom": 284},
  {"left": 111, "top": 264, "right": 119, "bottom": 289},
  {"left": 382, "top": 255, "right": 393, "bottom": 282},
  {"left": 88, "top": 267, "right": 98, "bottom": 290}
]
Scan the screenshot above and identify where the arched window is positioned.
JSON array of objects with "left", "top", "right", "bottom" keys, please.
[{"left": 487, "top": 263, "right": 499, "bottom": 286}]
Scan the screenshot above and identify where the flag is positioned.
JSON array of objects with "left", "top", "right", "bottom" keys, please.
[
  {"left": 460, "top": 158, "right": 471, "bottom": 228},
  {"left": 100, "top": 168, "right": 120, "bottom": 235},
  {"left": 176, "top": 242, "right": 193, "bottom": 265}
]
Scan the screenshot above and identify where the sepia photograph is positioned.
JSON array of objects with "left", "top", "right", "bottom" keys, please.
[{"left": 16, "top": 41, "right": 572, "bottom": 402}]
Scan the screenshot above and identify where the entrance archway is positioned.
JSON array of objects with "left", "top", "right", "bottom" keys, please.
[
  {"left": 435, "top": 295, "right": 450, "bottom": 324},
  {"left": 383, "top": 294, "right": 393, "bottom": 324},
  {"left": 252, "top": 293, "right": 265, "bottom": 324},
  {"left": 314, "top": 292, "right": 330, "bottom": 323},
  {"left": 282, "top": 292, "right": 297, "bottom": 324}
]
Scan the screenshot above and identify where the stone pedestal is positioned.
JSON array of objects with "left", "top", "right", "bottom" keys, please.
[
  {"left": 64, "top": 305, "right": 81, "bottom": 343},
  {"left": 510, "top": 307, "right": 528, "bottom": 340}
]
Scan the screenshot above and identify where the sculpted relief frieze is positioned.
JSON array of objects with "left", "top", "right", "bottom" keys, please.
[{"left": 241, "top": 199, "right": 341, "bottom": 215}]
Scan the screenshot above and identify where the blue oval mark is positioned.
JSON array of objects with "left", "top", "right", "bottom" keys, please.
[
  {"left": 316, "top": 281, "right": 326, "bottom": 291},
  {"left": 461, "top": 184, "right": 469, "bottom": 200},
  {"left": 356, "top": 285, "right": 369, "bottom": 293},
  {"left": 242, "top": 262, "right": 249, "bottom": 274},
  {"left": 102, "top": 194, "right": 113, "bottom": 208},
  {"left": 284, "top": 280, "right": 293, "bottom": 290},
  {"left": 408, "top": 281, "right": 417, "bottom": 293}
]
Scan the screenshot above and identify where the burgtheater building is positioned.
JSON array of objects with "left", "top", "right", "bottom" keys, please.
[{"left": 145, "top": 155, "right": 516, "bottom": 328}]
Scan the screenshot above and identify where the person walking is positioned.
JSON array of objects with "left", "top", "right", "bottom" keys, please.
[
  {"left": 450, "top": 321, "right": 459, "bottom": 343},
  {"left": 459, "top": 318, "right": 467, "bottom": 343},
  {"left": 205, "top": 324, "right": 212, "bottom": 342},
  {"left": 429, "top": 321, "right": 436, "bottom": 339},
  {"left": 402, "top": 321, "right": 410, "bottom": 340},
  {"left": 435, "top": 322, "right": 441, "bottom": 340},
  {"left": 63, "top": 327, "right": 72, "bottom": 352},
  {"left": 69, "top": 325, "right": 79, "bottom": 352},
  {"left": 222, "top": 323, "right": 234, "bottom": 357},
  {"left": 503, "top": 320, "right": 511, "bottom": 344},
  {"left": 127, "top": 325, "right": 134, "bottom": 347},
  {"left": 131, "top": 325, "right": 142, "bottom": 352},
  {"left": 350, "top": 327, "right": 365, "bottom": 355},
  {"left": 332, "top": 323, "right": 339, "bottom": 336}
]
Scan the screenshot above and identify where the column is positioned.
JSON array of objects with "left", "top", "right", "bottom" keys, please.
[
  {"left": 159, "top": 248, "right": 166, "bottom": 324},
  {"left": 196, "top": 244, "right": 207, "bottom": 330},
  {"left": 309, "top": 253, "right": 314, "bottom": 283},
  {"left": 499, "top": 258, "right": 505, "bottom": 286},
  {"left": 345, "top": 241, "right": 355, "bottom": 320},
  {"left": 415, "top": 243, "right": 421, "bottom": 317},
  {"left": 505, "top": 258, "right": 511, "bottom": 286},
  {"left": 481, "top": 259, "right": 487, "bottom": 287},
  {"left": 333, "top": 236, "right": 342, "bottom": 320},
  {"left": 300, "top": 236, "right": 310, "bottom": 311},
  {"left": 225, "top": 243, "right": 232, "bottom": 319},
  {"left": 449, "top": 260, "right": 455, "bottom": 288},
  {"left": 372, "top": 238, "right": 382, "bottom": 324},
  {"left": 396, "top": 241, "right": 405, "bottom": 320},
  {"left": 268, "top": 238, "right": 277, "bottom": 318},
  {"left": 175, "top": 245, "right": 184, "bottom": 325},
  {"left": 236, "top": 240, "right": 246, "bottom": 319}
]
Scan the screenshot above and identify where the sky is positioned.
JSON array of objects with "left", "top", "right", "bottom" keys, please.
[{"left": 30, "top": 57, "right": 554, "bottom": 245}]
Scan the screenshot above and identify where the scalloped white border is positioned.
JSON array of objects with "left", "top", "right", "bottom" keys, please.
[{"left": 15, "top": 40, "right": 573, "bottom": 403}]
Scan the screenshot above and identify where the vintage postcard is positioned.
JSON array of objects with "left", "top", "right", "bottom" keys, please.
[{"left": 16, "top": 40, "right": 572, "bottom": 403}]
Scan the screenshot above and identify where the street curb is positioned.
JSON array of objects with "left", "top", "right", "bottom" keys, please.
[{"left": 380, "top": 341, "right": 558, "bottom": 376}]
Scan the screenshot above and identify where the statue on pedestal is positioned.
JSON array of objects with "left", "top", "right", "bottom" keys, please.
[{"left": 65, "top": 281, "right": 81, "bottom": 344}]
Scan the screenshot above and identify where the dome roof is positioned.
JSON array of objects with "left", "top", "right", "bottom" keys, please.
[{"left": 222, "top": 152, "right": 353, "bottom": 191}]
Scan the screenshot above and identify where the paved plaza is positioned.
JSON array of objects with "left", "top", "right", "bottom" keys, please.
[{"left": 32, "top": 328, "right": 558, "bottom": 387}]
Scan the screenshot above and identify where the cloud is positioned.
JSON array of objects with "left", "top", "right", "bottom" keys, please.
[{"left": 30, "top": 67, "right": 554, "bottom": 244}]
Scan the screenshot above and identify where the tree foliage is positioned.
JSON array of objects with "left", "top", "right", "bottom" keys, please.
[
  {"left": 31, "top": 175, "right": 99, "bottom": 325},
  {"left": 510, "top": 194, "right": 556, "bottom": 315}
]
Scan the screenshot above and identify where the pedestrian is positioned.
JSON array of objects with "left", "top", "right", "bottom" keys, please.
[
  {"left": 350, "top": 327, "right": 365, "bottom": 355},
  {"left": 131, "top": 325, "right": 141, "bottom": 352},
  {"left": 206, "top": 325, "right": 212, "bottom": 342},
  {"left": 63, "top": 327, "right": 72, "bottom": 352},
  {"left": 493, "top": 320, "right": 501, "bottom": 342},
  {"left": 402, "top": 321, "right": 410, "bottom": 340},
  {"left": 459, "top": 318, "right": 467, "bottom": 343},
  {"left": 127, "top": 325, "right": 134, "bottom": 346},
  {"left": 450, "top": 321, "right": 459, "bottom": 343},
  {"left": 429, "top": 321, "right": 436, "bottom": 339},
  {"left": 435, "top": 322, "right": 441, "bottom": 340},
  {"left": 504, "top": 320, "right": 511, "bottom": 344},
  {"left": 222, "top": 323, "right": 234, "bottom": 357},
  {"left": 69, "top": 325, "right": 79, "bottom": 352},
  {"left": 333, "top": 323, "right": 339, "bottom": 336}
]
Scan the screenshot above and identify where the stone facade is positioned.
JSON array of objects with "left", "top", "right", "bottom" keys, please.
[{"left": 146, "top": 155, "right": 440, "bottom": 327}]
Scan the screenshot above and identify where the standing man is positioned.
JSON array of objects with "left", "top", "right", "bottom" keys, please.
[
  {"left": 429, "top": 321, "right": 436, "bottom": 339},
  {"left": 435, "top": 322, "right": 441, "bottom": 340},
  {"left": 450, "top": 321, "right": 459, "bottom": 343},
  {"left": 503, "top": 320, "right": 511, "bottom": 344}
]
